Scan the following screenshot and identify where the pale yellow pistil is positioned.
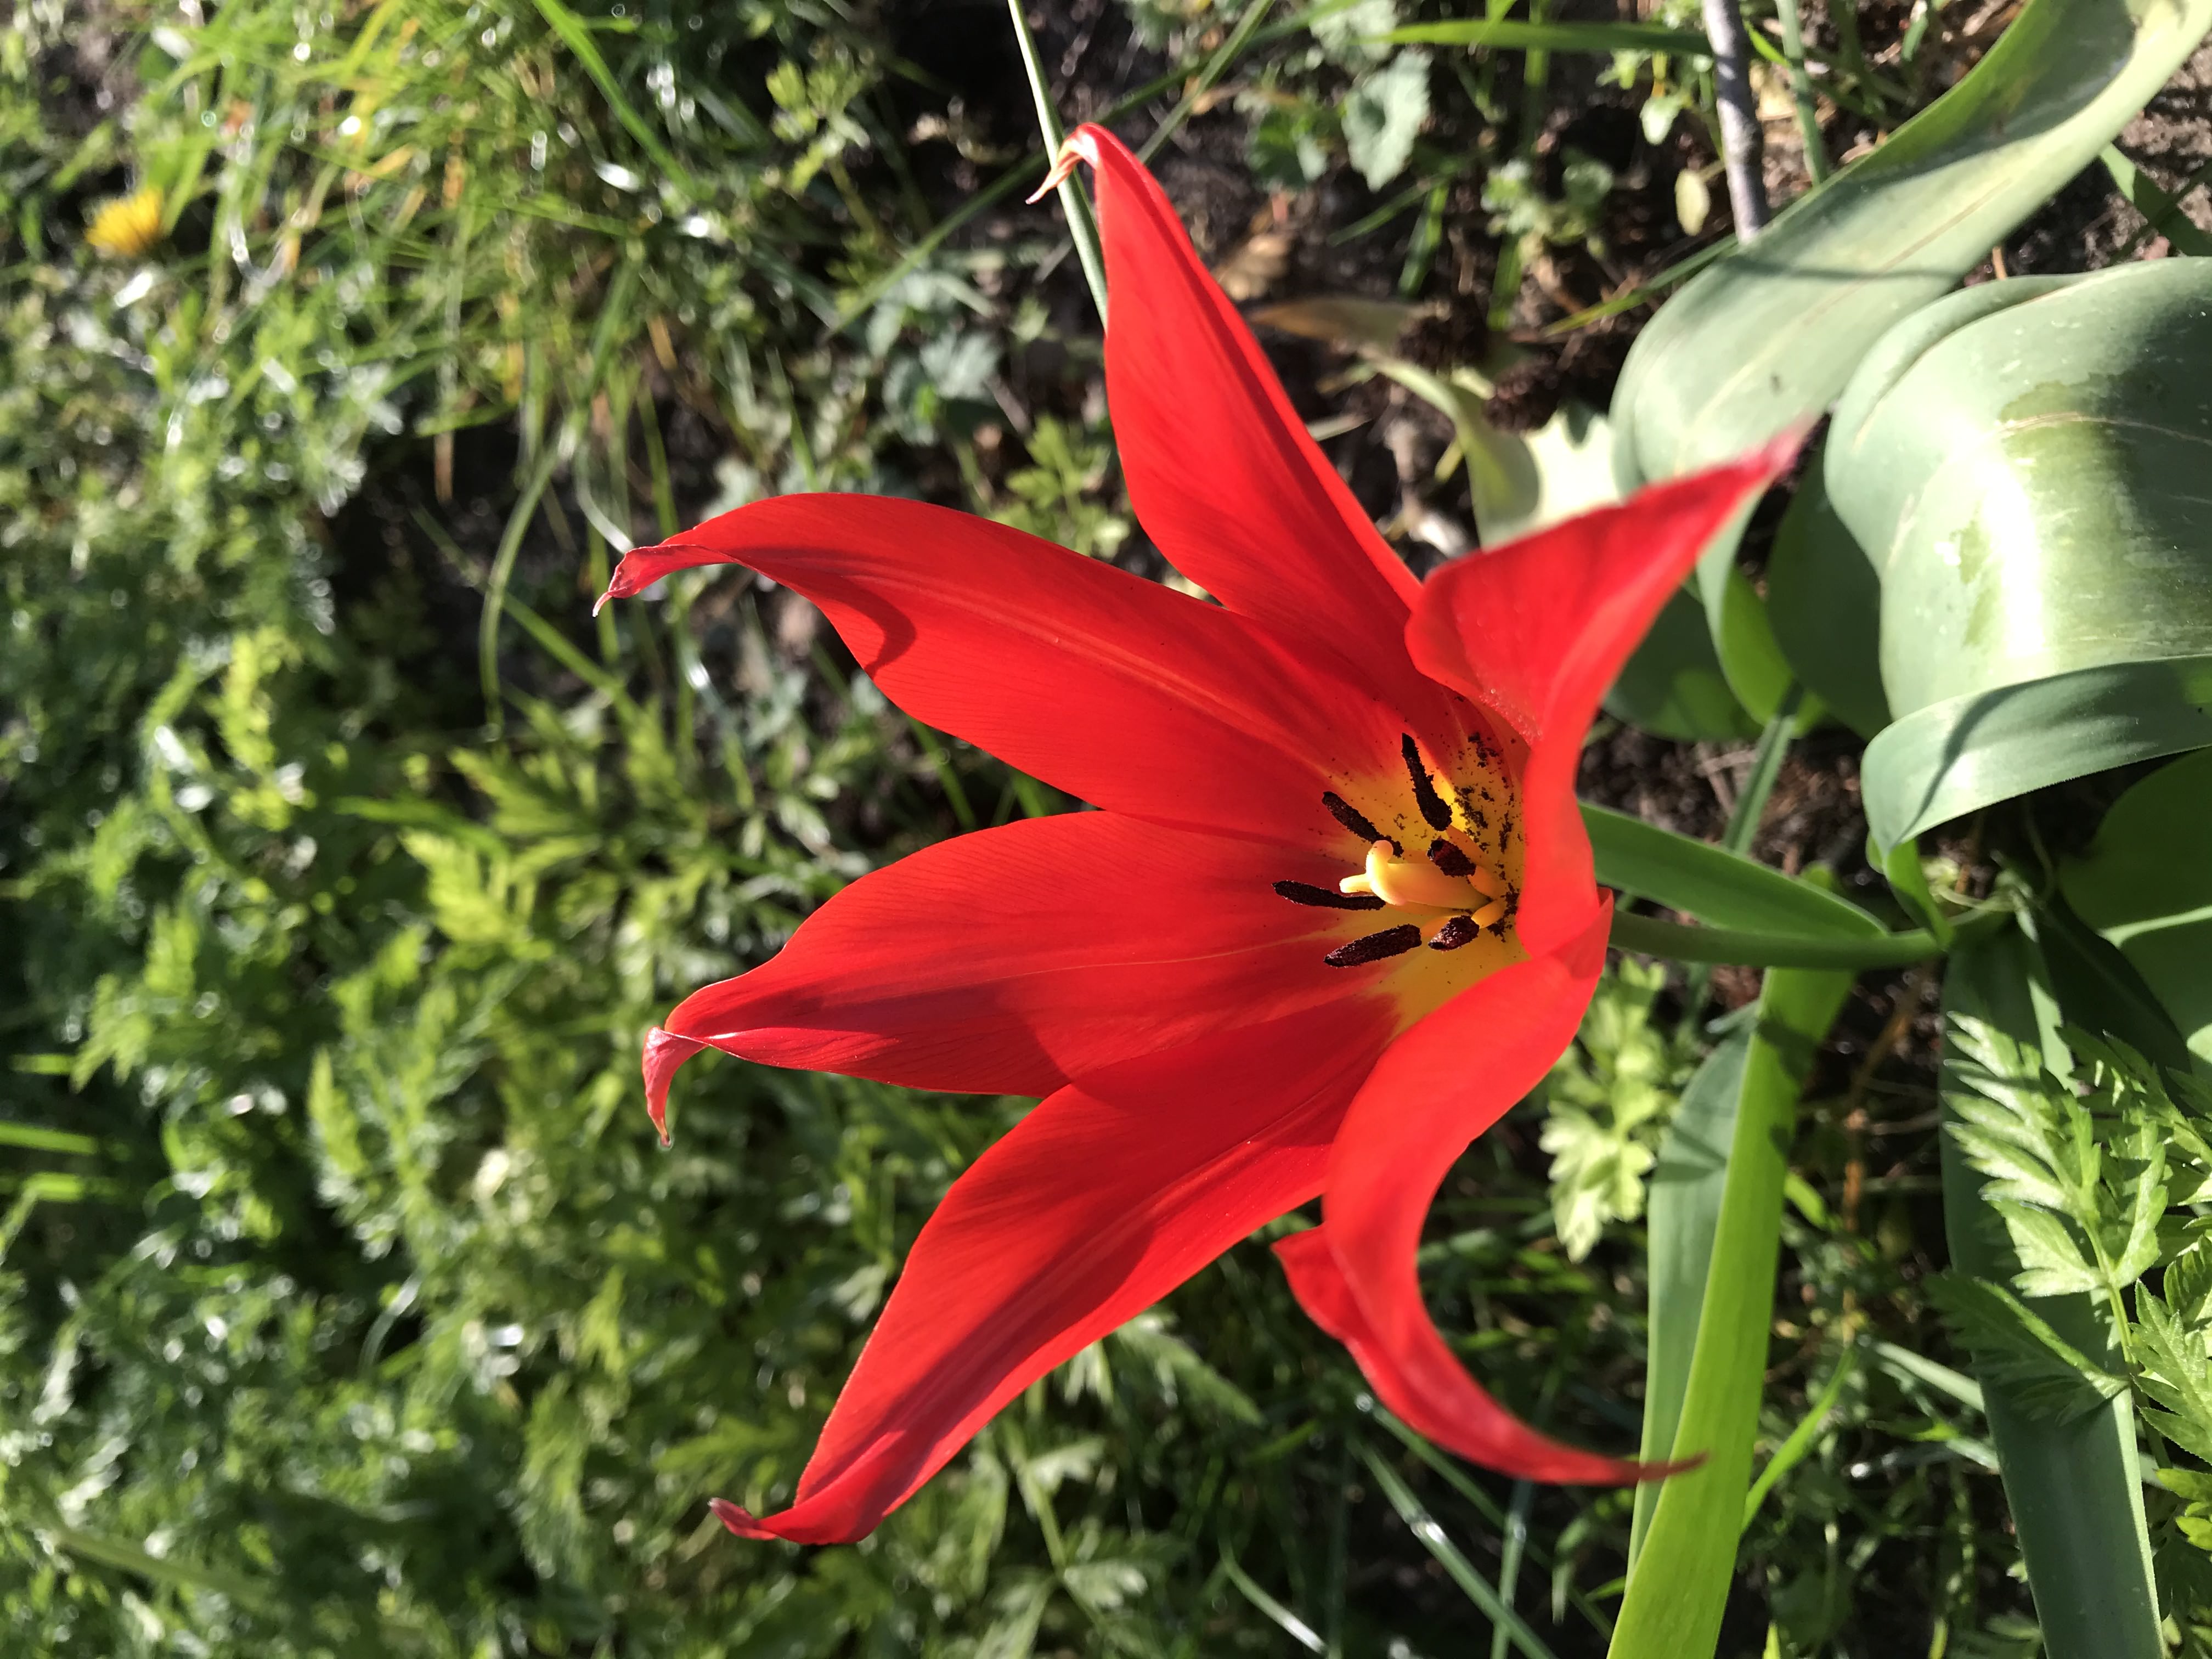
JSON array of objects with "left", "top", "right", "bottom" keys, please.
[{"left": 1339, "top": 839, "right": 1510, "bottom": 929}]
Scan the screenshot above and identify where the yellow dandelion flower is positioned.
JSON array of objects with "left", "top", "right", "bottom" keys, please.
[{"left": 86, "top": 187, "right": 164, "bottom": 259}]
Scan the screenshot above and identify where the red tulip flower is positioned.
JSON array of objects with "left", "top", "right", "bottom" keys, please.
[{"left": 598, "top": 125, "right": 1792, "bottom": 1545}]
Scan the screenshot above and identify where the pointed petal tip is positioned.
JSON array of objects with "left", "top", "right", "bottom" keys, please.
[
  {"left": 708, "top": 1498, "right": 777, "bottom": 1539},
  {"left": 1755, "top": 421, "right": 1815, "bottom": 481},
  {"left": 642, "top": 1026, "right": 708, "bottom": 1148}
]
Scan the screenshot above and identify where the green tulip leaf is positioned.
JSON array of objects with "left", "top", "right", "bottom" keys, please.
[
  {"left": 2059, "top": 747, "right": 2212, "bottom": 1064},
  {"left": 1627, "top": 1027, "right": 1751, "bottom": 1568},
  {"left": 1602, "top": 586, "right": 1758, "bottom": 742},
  {"left": 1613, "top": 0, "right": 2212, "bottom": 485},
  {"left": 1832, "top": 256, "right": 2212, "bottom": 848},
  {"left": 1831, "top": 260, "right": 2212, "bottom": 706},
  {"left": 1766, "top": 448, "right": 1891, "bottom": 739},
  {"left": 1609, "top": 0, "right": 2212, "bottom": 708},
  {"left": 1861, "top": 654, "right": 2212, "bottom": 853},
  {"left": 1583, "top": 803, "right": 1884, "bottom": 939},
  {"left": 1609, "top": 969, "right": 1853, "bottom": 1659}
]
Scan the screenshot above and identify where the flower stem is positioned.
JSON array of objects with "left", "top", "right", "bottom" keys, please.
[{"left": 1700, "top": 0, "right": 1769, "bottom": 240}]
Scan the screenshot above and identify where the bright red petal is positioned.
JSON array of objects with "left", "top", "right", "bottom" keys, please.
[
  {"left": 1283, "top": 903, "right": 1651, "bottom": 1482},
  {"left": 1404, "top": 441, "right": 1797, "bottom": 956},
  {"left": 602, "top": 495, "right": 1398, "bottom": 843},
  {"left": 642, "top": 812, "right": 1387, "bottom": 1122},
  {"left": 1070, "top": 125, "right": 1437, "bottom": 715},
  {"left": 708, "top": 1002, "right": 1393, "bottom": 1544}
]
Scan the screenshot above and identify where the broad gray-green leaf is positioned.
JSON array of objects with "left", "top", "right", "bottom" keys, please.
[
  {"left": 1835, "top": 259, "right": 2212, "bottom": 848},
  {"left": 1602, "top": 586, "right": 1758, "bottom": 741},
  {"left": 1863, "top": 655, "right": 2212, "bottom": 851},
  {"left": 1613, "top": 0, "right": 2212, "bottom": 485},
  {"left": 2061, "top": 747, "right": 2212, "bottom": 1064},
  {"left": 1765, "top": 447, "right": 1890, "bottom": 738},
  {"left": 1610, "top": 0, "right": 2212, "bottom": 713}
]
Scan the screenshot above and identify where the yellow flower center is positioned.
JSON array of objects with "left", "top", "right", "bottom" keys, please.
[
  {"left": 1273, "top": 729, "right": 1525, "bottom": 977},
  {"left": 1340, "top": 838, "right": 1510, "bottom": 924}
]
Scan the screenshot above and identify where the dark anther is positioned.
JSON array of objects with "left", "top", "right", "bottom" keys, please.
[
  {"left": 1321, "top": 790, "right": 1383, "bottom": 844},
  {"left": 1401, "top": 734, "right": 1453, "bottom": 831},
  {"left": 1324, "top": 924, "right": 1423, "bottom": 967},
  {"left": 1429, "top": 915, "right": 1479, "bottom": 951},
  {"left": 1427, "top": 838, "right": 1476, "bottom": 878},
  {"left": 1274, "top": 879, "right": 1384, "bottom": 911}
]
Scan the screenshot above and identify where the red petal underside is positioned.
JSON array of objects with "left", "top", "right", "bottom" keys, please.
[
  {"left": 647, "top": 812, "right": 1385, "bottom": 1112},
  {"left": 1404, "top": 441, "right": 1797, "bottom": 957},
  {"left": 1281, "top": 901, "right": 1648, "bottom": 1482},
  {"left": 603, "top": 495, "right": 1398, "bottom": 843},
  {"left": 1074, "top": 125, "right": 1443, "bottom": 721},
  {"left": 711, "top": 1001, "right": 1393, "bottom": 1544}
]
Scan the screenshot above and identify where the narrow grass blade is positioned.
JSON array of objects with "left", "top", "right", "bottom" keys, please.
[
  {"left": 2101, "top": 144, "right": 2212, "bottom": 256},
  {"left": 1141, "top": 0, "right": 1278, "bottom": 162},
  {"left": 1740, "top": 1347, "right": 1856, "bottom": 1533},
  {"left": 40, "top": 1520, "right": 278, "bottom": 1611},
  {"left": 1220, "top": 1548, "right": 1326, "bottom": 1654},
  {"left": 1940, "top": 929, "right": 2162, "bottom": 1659},
  {"left": 1386, "top": 19, "right": 1712, "bottom": 54},
  {"left": 1610, "top": 967, "right": 1850, "bottom": 1658},
  {"left": 478, "top": 437, "right": 567, "bottom": 735},
  {"left": 1005, "top": 0, "right": 1108, "bottom": 324},
  {"left": 1356, "top": 1441, "right": 1561, "bottom": 1659},
  {"left": 1365, "top": 1403, "right": 1616, "bottom": 1639},
  {"left": 0, "top": 1121, "right": 101, "bottom": 1156},
  {"left": 526, "top": 0, "right": 696, "bottom": 193}
]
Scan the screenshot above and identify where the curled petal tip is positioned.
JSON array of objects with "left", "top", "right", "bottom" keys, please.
[
  {"left": 708, "top": 1498, "right": 775, "bottom": 1539},
  {"left": 1274, "top": 1226, "right": 1646, "bottom": 1486},
  {"left": 1025, "top": 128, "right": 1101, "bottom": 205},
  {"left": 642, "top": 1026, "right": 708, "bottom": 1148},
  {"left": 591, "top": 588, "right": 613, "bottom": 617}
]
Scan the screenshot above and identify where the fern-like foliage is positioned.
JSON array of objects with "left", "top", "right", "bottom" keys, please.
[{"left": 1942, "top": 1013, "right": 2212, "bottom": 1612}]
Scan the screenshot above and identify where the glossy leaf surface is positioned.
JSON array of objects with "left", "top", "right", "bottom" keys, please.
[
  {"left": 1612, "top": 0, "right": 2212, "bottom": 485},
  {"left": 1830, "top": 261, "right": 2212, "bottom": 715},
  {"left": 1863, "top": 654, "right": 2212, "bottom": 851},
  {"left": 1610, "top": 0, "right": 2212, "bottom": 705},
  {"left": 1836, "top": 258, "right": 2212, "bottom": 848},
  {"left": 1765, "top": 447, "right": 1891, "bottom": 739},
  {"left": 1583, "top": 803, "right": 1883, "bottom": 939},
  {"left": 1609, "top": 968, "right": 1850, "bottom": 1658},
  {"left": 1626, "top": 1028, "right": 1751, "bottom": 1567},
  {"left": 1600, "top": 586, "right": 1758, "bottom": 741}
]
